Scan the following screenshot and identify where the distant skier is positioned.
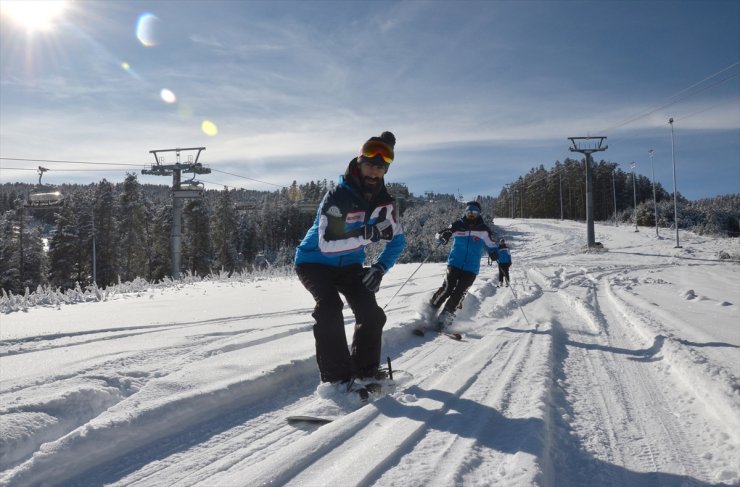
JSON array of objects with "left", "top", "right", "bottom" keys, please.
[
  {"left": 430, "top": 201, "right": 497, "bottom": 329},
  {"left": 496, "top": 238, "right": 512, "bottom": 287},
  {"left": 294, "top": 131, "right": 405, "bottom": 390}
]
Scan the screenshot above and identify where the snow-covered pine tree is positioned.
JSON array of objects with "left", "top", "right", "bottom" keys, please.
[
  {"left": 211, "top": 188, "right": 239, "bottom": 274},
  {"left": 93, "top": 180, "right": 118, "bottom": 287},
  {"left": 117, "top": 174, "right": 149, "bottom": 282},
  {"left": 183, "top": 198, "right": 212, "bottom": 277}
]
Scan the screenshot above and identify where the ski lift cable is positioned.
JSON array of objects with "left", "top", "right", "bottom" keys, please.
[
  {"left": 1, "top": 167, "right": 141, "bottom": 173},
  {"left": 0, "top": 157, "right": 148, "bottom": 167},
  {"left": 597, "top": 62, "right": 740, "bottom": 134},
  {"left": 210, "top": 169, "right": 286, "bottom": 189},
  {"left": 1, "top": 157, "right": 289, "bottom": 189},
  {"left": 675, "top": 94, "right": 740, "bottom": 122}
]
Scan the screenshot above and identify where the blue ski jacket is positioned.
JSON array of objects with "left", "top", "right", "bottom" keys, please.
[
  {"left": 294, "top": 160, "right": 405, "bottom": 272},
  {"left": 496, "top": 245, "right": 512, "bottom": 265},
  {"left": 439, "top": 217, "right": 497, "bottom": 275}
]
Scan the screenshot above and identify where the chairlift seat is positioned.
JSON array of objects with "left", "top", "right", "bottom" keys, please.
[{"left": 28, "top": 191, "right": 63, "bottom": 207}]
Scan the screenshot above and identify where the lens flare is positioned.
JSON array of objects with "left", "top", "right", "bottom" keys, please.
[
  {"left": 121, "top": 62, "right": 131, "bottom": 70},
  {"left": 1, "top": 0, "right": 68, "bottom": 32},
  {"left": 201, "top": 120, "right": 218, "bottom": 136},
  {"left": 136, "top": 13, "right": 160, "bottom": 47},
  {"left": 160, "top": 88, "right": 176, "bottom": 104}
]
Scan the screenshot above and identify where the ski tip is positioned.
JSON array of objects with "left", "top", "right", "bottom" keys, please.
[
  {"left": 445, "top": 332, "right": 463, "bottom": 340},
  {"left": 287, "top": 415, "right": 334, "bottom": 424},
  {"left": 412, "top": 328, "right": 425, "bottom": 337}
]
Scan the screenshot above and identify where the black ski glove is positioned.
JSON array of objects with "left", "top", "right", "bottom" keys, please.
[
  {"left": 435, "top": 230, "right": 452, "bottom": 245},
  {"left": 362, "top": 263, "right": 386, "bottom": 293},
  {"left": 489, "top": 249, "right": 499, "bottom": 262},
  {"left": 363, "top": 208, "right": 393, "bottom": 242}
]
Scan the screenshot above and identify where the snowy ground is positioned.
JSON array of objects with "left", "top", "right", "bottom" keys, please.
[{"left": 1, "top": 219, "right": 738, "bottom": 487}]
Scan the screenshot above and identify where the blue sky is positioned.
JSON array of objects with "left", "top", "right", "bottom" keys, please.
[{"left": 1, "top": 0, "right": 738, "bottom": 201}]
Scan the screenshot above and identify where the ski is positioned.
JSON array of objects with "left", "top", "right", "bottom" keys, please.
[
  {"left": 287, "top": 358, "right": 413, "bottom": 427},
  {"left": 412, "top": 328, "right": 462, "bottom": 341},
  {"left": 286, "top": 415, "right": 334, "bottom": 424},
  {"left": 286, "top": 385, "right": 370, "bottom": 425}
]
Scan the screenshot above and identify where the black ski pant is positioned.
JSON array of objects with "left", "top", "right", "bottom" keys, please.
[
  {"left": 430, "top": 265, "right": 477, "bottom": 313},
  {"left": 295, "top": 263, "right": 386, "bottom": 383},
  {"left": 498, "top": 263, "right": 511, "bottom": 284}
]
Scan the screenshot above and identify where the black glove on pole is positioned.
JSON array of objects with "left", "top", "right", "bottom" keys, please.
[{"left": 362, "top": 263, "right": 385, "bottom": 292}]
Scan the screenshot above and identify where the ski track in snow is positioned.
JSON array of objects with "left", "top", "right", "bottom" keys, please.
[{"left": 1, "top": 219, "right": 738, "bottom": 486}]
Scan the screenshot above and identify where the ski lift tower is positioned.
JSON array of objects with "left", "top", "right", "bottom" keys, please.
[
  {"left": 142, "top": 147, "right": 211, "bottom": 279},
  {"left": 568, "top": 136, "right": 607, "bottom": 248}
]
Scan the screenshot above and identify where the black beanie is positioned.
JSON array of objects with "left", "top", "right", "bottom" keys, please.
[
  {"left": 465, "top": 200, "right": 482, "bottom": 212},
  {"left": 358, "top": 131, "right": 395, "bottom": 172},
  {"left": 361, "top": 131, "right": 396, "bottom": 151},
  {"left": 377, "top": 131, "right": 396, "bottom": 148}
]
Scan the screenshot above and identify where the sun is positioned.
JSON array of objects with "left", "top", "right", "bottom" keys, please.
[{"left": 0, "top": 0, "right": 69, "bottom": 32}]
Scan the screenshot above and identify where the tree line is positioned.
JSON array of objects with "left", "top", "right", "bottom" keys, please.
[
  {"left": 0, "top": 175, "right": 328, "bottom": 294},
  {"left": 489, "top": 158, "right": 738, "bottom": 235},
  {"left": 1, "top": 159, "right": 738, "bottom": 295}
]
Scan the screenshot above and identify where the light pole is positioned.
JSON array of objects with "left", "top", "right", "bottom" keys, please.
[
  {"left": 630, "top": 162, "right": 638, "bottom": 232},
  {"left": 648, "top": 149, "right": 658, "bottom": 237},
  {"left": 91, "top": 209, "right": 97, "bottom": 283},
  {"left": 612, "top": 169, "right": 618, "bottom": 227},
  {"left": 504, "top": 184, "right": 514, "bottom": 219},
  {"left": 559, "top": 172, "right": 563, "bottom": 220},
  {"left": 510, "top": 187, "right": 514, "bottom": 218},
  {"left": 668, "top": 118, "right": 681, "bottom": 248},
  {"left": 520, "top": 189, "right": 524, "bottom": 219}
]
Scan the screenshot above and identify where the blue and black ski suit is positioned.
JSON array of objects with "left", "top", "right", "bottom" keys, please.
[
  {"left": 431, "top": 216, "right": 496, "bottom": 313},
  {"left": 496, "top": 242, "right": 512, "bottom": 285},
  {"left": 295, "top": 159, "right": 405, "bottom": 383}
]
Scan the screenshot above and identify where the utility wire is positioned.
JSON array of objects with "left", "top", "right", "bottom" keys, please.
[
  {"left": 675, "top": 94, "right": 740, "bottom": 122},
  {"left": 0, "top": 157, "right": 147, "bottom": 167},
  {"left": 1, "top": 167, "right": 139, "bottom": 173},
  {"left": 1, "top": 157, "right": 288, "bottom": 189},
  {"left": 598, "top": 60, "right": 740, "bottom": 134},
  {"left": 210, "top": 169, "right": 286, "bottom": 189}
]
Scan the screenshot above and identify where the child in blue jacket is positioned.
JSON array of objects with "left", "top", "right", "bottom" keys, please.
[
  {"left": 496, "top": 238, "right": 512, "bottom": 287},
  {"left": 430, "top": 201, "right": 497, "bottom": 329}
]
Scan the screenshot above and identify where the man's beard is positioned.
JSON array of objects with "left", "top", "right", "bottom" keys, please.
[{"left": 362, "top": 176, "right": 382, "bottom": 190}]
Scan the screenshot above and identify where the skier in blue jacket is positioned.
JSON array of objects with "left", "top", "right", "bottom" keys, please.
[
  {"left": 430, "top": 201, "right": 497, "bottom": 329},
  {"left": 295, "top": 131, "right": 405, "bottom": 386},
  {"left": 496, "top": 238, "right": 512, "bottom": 287}
]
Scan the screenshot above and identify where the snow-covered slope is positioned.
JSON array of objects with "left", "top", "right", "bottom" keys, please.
[{"left": 1, "top": 219, "right": 738, "bottom": 486}]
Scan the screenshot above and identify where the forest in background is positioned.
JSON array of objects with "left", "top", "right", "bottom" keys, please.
[{"left": 1, "top": 157, "right": 738, "bottom": 295}]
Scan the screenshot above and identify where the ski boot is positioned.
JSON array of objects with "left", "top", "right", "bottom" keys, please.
[{"left": 436, "top": 309, "right": 455, "bottom": 331}]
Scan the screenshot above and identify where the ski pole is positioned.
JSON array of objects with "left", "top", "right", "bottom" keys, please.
[
  {"left": 383, "top": 243, "right": 441, "bottom": 309},
  {"left": 509, "top": 278, "right": 536, "bottom": 330}
]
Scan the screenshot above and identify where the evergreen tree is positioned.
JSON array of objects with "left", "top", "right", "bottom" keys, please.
[
  {"left": 0, "top": 210, "right": 21, "bottom": 293},
  {"left": 48, "top": 191, "right": 89, "bottom": 289},
  {"left": 93, "top": 180, "right": 118, "bottom": 286},
  {"left": 21, "top": 224, "right": 47, "bottom": 291},
  {"left": 183, "top": 198, "right": 212, "bottom": 276},
  {"left": 235, "top": 210, "right": 259, "bottom": 268},
  {"left": 149, "top": 205, "right": 172, "bottom": 281},
  {"left": 117, "top": 174, "right": 149, "bottom": 281},
  {"left": 211, "top": 188, "right": 239, "bottom": 274}
]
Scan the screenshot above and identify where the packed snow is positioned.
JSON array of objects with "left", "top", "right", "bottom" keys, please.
[{"left": 1, "top": 218, "right": 738, "bottom": 486}]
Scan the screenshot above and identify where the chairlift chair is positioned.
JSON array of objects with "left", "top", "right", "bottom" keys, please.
[
  {"left": 27, "top": 166, "right": 63, "bottom": 208},
  {"left": 177, "top": 177, "right": 205, "bottom": 192}
]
